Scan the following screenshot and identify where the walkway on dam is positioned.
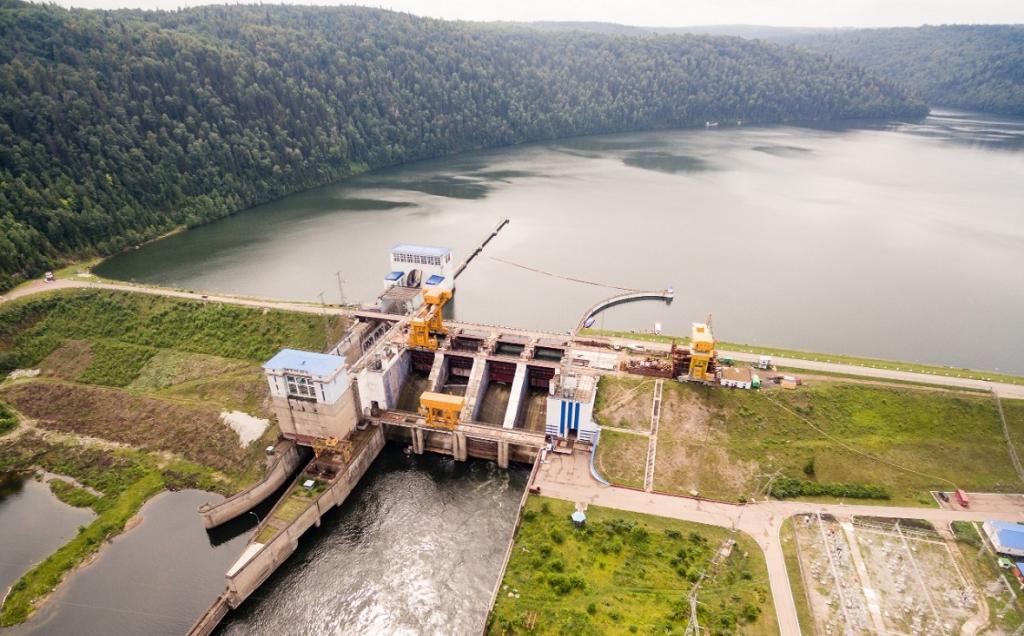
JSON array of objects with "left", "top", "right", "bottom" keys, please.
[
  {"left": 534, "top": 451, "right": 1024, "bottom": 636},
  {"left": 6, "top": 278, "right": 1023, "bottom": 399}
]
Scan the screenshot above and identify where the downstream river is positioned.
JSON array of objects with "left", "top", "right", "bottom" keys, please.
[
  {"left": 2, "top": 452, "right": 525, "bottom": 636},
  {"left": 97, "top": 110, "right": 1024, "bottom": 374},
  {"left": 216, "top": 451, "right": 528, "bottom": 636}
]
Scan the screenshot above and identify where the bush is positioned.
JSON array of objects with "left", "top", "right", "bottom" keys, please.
[
  {"left": 803, "top": 457, "right": 816, "bottom": 477},
  {"left": 550, "top": 529, "right": 565, "bottom": 544},
  {"left": 769, "top": 477, "right": 889, "bottom": 500},
  {"left": 0, "top": 402, "right": 18, "bottom": 435},
  {"left": 77, "top": 340, "right": 157, "bottom": 387},
  {"left": 586, "top": 602, "right": 597, "bottom": 615}
]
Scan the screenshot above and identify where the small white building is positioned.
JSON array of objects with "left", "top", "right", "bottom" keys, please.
[
  {"left": 385, "top": 244, "right": 455, "bottom": 293},
  {"left": 720, "top": 367, "right": 753, "bottom": 389},
  {"left": 356, "top": 346, "right": 410, "bottom": 413},
  {"left": 545, "top": 371, "right": 599, "bottom": 443},
  {"left": 984, "top": 521, "right": 1024, "bottom": 558},
  {"left": 263, "top": 349, "right": 359, "bottom": 444}
]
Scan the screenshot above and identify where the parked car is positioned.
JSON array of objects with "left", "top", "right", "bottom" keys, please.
[
  {"left": 937, "top": 491, "right": 949, "bottom": 503},
  {"left": 44, "top": 271, "right": 55, "bottom": 282}
]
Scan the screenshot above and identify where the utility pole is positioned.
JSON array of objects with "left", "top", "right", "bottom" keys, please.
[
  {"left": 336, "top": 271, "right": 347, "bottom": 306},
  {"left": 318, "top": 291, "right": 331, "bottom": 352}
]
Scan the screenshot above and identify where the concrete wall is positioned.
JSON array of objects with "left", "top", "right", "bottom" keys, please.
[
  {"left": 225, "top": 426, "right": 385, "bottom": 609},
  {"left": 198, "top": 441, "right": 306, "bottom": 529},
  {"left": 357, "top": 350, "right": 410, "bottom": 411},
  {"left": 502, "top": 364, "right": 527, "bottom": 429},
  {"left": 271, "top": 386, "right": 360, "bottom": 442}
]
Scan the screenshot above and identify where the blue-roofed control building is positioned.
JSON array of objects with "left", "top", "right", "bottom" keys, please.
[
  {"left": 263, "top": 349, "right": 359, "bottom": 444},
  {"left": 984, "top": 521, "right": 1024, "bottom": 558},
  {"left": 385, "top": 244, "right": 454, "bottom": 293}
]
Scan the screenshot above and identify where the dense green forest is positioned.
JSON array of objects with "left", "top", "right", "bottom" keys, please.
[
  {"left": 0, "top": 2, "right": 926, "bottom": 291},
  {"left": 782, "top": 25, "right": 1024, "bottom": 116}
]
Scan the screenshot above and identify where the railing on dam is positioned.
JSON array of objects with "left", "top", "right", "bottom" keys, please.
[{"left": 575, "top": 288, "right": 674, "bottom": 333}]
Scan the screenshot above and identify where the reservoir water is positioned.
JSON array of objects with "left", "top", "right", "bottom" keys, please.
[{"left": 96, "top": 110, "right": 1024, "bottom": 374}]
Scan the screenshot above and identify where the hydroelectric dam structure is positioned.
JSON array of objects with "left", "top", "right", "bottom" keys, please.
[{"left": 188, "top": 222, "right": 691, "bottom": 635}]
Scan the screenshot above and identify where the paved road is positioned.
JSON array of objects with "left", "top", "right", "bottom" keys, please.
[
  {"left": 582, "top": 334, "right": 1024, "bottom": 399},
  {"left": 5, "top": 278, "right": 1022, "bottom": 400},
  {"left": 535, "top": 452, "right": 1024, "bottom": 636}
]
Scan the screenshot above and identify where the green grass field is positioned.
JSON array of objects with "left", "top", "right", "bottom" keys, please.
[
  {"left": 594, "top": 429, "right": 648, "bottom": 489},
  {"left": 600, "top": 378, "right": 1024, "bottom": 505},
  {"left": 488, "top": 497, "right": 776, "bottom": 636}
]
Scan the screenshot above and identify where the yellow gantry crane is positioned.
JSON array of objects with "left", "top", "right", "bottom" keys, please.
[
  {"left": 408, "top": 286, "right": 452, "bottom": 350},
  {"left": 687, "top": 321, "right": 715, "bottom": 381},
  {"left": 418, "top": 391, "right": 465, "bottom": 430}
]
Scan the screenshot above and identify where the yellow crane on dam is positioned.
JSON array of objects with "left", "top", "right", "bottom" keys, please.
[
  {"left": 408, "top": 285, "right": 452, "bottom": 350},
  {"left": 418, "top": 392, "right": 464, "bottom": 430}
]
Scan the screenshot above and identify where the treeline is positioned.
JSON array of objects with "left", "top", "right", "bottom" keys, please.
[
  {"left": 0, "top": 1, "right": 926, "bottom": 290},
  {"left": 782, "top": 25, "right": 1024, "bottom": 116}
]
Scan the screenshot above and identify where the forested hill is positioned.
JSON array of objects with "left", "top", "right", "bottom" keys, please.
[
  {"left": 0, "top": 2, "right": 926, "bottom": 290},
  {"left": 781, "top": 25, "right": 1024, "bottom": 116}
]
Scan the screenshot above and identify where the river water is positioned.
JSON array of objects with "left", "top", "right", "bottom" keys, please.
[
  {"left": 96, "top": 110, "right": 1024, "bottom": 374},
  {"left": 0, "top": 474, "right": 94, "bottom": 596},
  {"left": 5, "top": 489, "right": 252, "bottom": 636},
  {"left": 216, "top": 449, "right": 528, "bottom": 636}
]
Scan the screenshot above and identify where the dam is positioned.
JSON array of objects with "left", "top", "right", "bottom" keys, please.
[{"left": 187, "top": 235, "right": 694, "bottom": 635}]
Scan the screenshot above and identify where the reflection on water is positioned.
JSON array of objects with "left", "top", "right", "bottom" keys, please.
[
  {"left": 96, "top": 111, "right": 1024, "bottom": 373},
  {"left": 623, "top": 151, "right": 713, "bottom": 173},
  {"left": 217, "top": 448, "right": 528, "bottom": 636},
  {"left": 10, "top": 490, "right": 251, "bottom": 636},
  {"left": 0, "top": 473, "right": 94, "bottom": 595}
]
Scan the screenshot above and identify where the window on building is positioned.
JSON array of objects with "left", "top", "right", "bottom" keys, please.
[{"left": 285, "top": 374, "right": 317, "bottom": 399}]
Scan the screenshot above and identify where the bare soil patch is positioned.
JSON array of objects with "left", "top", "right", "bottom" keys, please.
[
  {"left": 654, "top": 382, "right": 757, "bottom": 499},
  {"left": 0, "top": 381, "right": 249, "bottom": 472},
  {"left": 37, "top": 340, "right": 94, "bottom": 380},
  {"left": 594, "top": 375, "right": 654, "bottom": 431}
]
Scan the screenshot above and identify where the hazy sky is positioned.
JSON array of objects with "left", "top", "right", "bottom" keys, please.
[{"left": 50, "top": 0, "right": 1024, "bottom": 27}]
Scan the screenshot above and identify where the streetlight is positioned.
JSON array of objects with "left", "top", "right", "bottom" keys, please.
[{"left": 248, "top": 511, "right": 261, "bottom": 525}]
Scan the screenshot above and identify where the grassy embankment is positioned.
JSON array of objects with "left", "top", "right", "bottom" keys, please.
[
  {"left": 0, "top": 288, "right": 348, "bottom": 626},
  {"left": 594, "top": 376, "right": 1021, "bottom": 506},
  {"left": 488, "top": 496, "right": 776, "bottom": 636},
  {"left": 579, "top": 328, "right": 1024, "bottom": 386},
  {"left": 778, "top": 518, "right": 815, "bottom": 636}
]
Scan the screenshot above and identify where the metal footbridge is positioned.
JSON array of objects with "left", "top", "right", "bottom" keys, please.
[{"left": 575, "top": 288, "right": 674, "bottom": 333}]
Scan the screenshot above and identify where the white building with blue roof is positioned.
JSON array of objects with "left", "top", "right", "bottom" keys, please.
[
  {"left": 263, "top": 349, "right": 359, "bottom": 444},
  {"left": 386, "top": 243, "right": 454, "bottom": 293},
  {"left": 984, "top": 520, "right": 1024, "bottom": 558}
]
